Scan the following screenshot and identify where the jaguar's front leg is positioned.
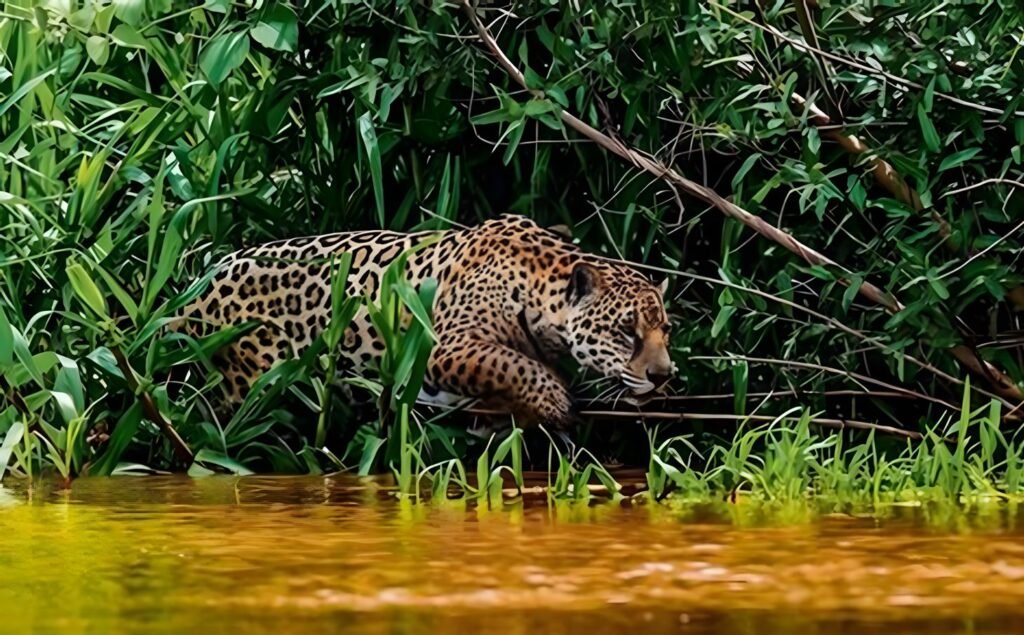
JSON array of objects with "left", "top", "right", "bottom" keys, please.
[{"left": 428, "top": 334, "right": 574, "bottom": 427}]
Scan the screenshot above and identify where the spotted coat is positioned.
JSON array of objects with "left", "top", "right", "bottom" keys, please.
[{"left": 178, "top": 215, "right": 674, "bottom": 426}]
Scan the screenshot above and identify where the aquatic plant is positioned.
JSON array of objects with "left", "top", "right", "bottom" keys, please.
[{"left": 641, "top": 382, "right": 1024, "bottom": 506}]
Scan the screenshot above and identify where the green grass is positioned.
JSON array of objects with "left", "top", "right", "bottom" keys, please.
[{"left": 366, "top": 381, "right": 1024, "bottom": 508}]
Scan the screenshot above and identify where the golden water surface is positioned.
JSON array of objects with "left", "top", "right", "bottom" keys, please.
[{"left": 3, "top": 476, "right": 1024, "bottom": 634}]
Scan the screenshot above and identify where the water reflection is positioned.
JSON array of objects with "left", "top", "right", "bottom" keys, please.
[{"left": 2, "top": 476, "right": 1024, "bottom": 634}]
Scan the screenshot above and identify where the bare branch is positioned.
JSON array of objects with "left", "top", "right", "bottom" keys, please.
[
  {"left": 711, "top": 0, "right": 1024, "bottom": 118},
  {"left": 578, "top": 410, "right": 926, "bottom": 441},
  {"left": 111, "top": 346, "right": 194, "bottom": 466},
  {"left": 458, "top": 0, "right": 1024, "bottom": 404}
]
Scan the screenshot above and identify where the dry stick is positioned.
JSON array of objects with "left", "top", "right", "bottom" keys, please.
[
  {"left": 737, "top": 6, "right": 1021, "bottom": 398},
  {"left": 711, "top": 1, "right": 1024, "bottom": 118},
  {"left": 110, "top": 346, "right": 194, "bottom": 466},
  {"left": 590, "top": 389, "right": 915, "bottom": 402},
  {"left": 458, "top": 0, "right": 1024, "bottom": 405},
  {"left": 688, "top": 354, "right": 958, "bottom": 411},
  {"left": 744, "top": 8, "right": 1024, "bottom": 312},
  {"left": 944, "top": 179, "right": 1024, "bottom": 197},
  {"left": 579, "top": 411, "right": 925, "bottom": 442},
  {"left": 789, "top": 92, "right": 952, "bottom": 240}
]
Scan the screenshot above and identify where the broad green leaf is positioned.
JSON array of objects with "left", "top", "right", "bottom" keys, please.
[
  {"left": 250, "top": 5, "right": 298, "bottom": 53},
  {"left": 69, "top": 6, "right": 95, "bottom": 31},
  {"left": 0, "top": 69, "right": 56, "bottom": 119},
  {"left": 711, "top": 305, "right": 735, "bottom": 338},
  {"left": 94, "top": 4, "right": 114, "bottom": 32},
  {"left": 929, "top": 276, "right": 950, "bottom": 300},
  {"left": 192, "top": 449, "right": 254, "bottom": 475},
  {"left": 93, "top": 265, "right": 139, "bottom": 323},
  {"left": 86, "top": 36, "right": 109, "bottom": 66},
  {"left": 203, "top": 0, "right": 230, "bottom": 13},
  {"left": 0, "top": 309, "right": 43, "bottom": 389},
  {"left": 502, "top": 119, "right": 525, "bottom": 165},
  {"left": 731, "top": 152, "right": 761, "bottom": 191},
  {"left": 200, "top": 31, "right": 250, "bottom": 86},
  {"left": 111, "top": 24, "right": 146, "bottom": 49},
  {"left": 0, "top": 306, "right": 13, "bottom": 367},
  {"left": 806, "top": 127, "right": 820, "bottom": 154},
  {"left": 112, "top": 0, "right": 145, "bottom": 26},
  {"left": 522, "top": 99, "right": 556, "bottom": 117},
  {"left": 394, "top": 279, "right": 437, "bottom": 339},
  {"left": 938, "top": 147, "right": 981, "bottom": 172},
  {"left": 923, "top": 77, "right": 936, "bottom": 112},
  {"left": 842, "top": 275, "right": 863, "bottom": 313},
  {"left": 49, "top": 391, "right": 79, "bottom": 425},
  {"left": 358, "top": 436, "right": 386, "bottom": 476},
  {"left": 470, "top": 109, "right": 510, "bottom": 125},
  {"left": 732, "top": 360, "right": 748, "bottom": 416}
]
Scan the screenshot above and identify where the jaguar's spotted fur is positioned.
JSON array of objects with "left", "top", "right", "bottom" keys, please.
[{"left": 179, "top": 215, "right": 674, "bottom": 426}]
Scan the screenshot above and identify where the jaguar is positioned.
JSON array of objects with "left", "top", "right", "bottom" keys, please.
[{"left": 177, "top": 214, "right": 674, "bottom": 426}]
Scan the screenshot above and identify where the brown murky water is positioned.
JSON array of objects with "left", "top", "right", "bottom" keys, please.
[{"left": 2, "top": 476, "right": 1024, "bottom": 634}]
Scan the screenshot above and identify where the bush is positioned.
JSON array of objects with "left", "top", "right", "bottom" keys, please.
[{"left": 1, "top": 0, "right": 1023, "bottom": 477}]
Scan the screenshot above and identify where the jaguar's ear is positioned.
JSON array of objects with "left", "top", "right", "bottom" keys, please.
[
  {"left": 567, "top": 263, "right": 601, "bottom": 305},
  {"left": 656, "top": 276, "right": 669, "bottom": 296}
]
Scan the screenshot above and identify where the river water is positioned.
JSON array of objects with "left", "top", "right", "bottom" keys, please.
[{"left": 2, "top": 475, "right": 1023, "bottom": 634}]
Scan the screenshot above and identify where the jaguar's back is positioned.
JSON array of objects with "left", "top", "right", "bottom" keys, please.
[{"left": 180, "top": 227, "right": 452, "bottom": 401}]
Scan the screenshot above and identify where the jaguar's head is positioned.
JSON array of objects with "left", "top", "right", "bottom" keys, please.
[{"left": 562, "top": 262, "right": 674, "bottom": 396}]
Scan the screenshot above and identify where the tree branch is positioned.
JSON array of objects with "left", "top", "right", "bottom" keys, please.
[
  {"left": 111, "top": 346, "right": 194, "bottom": 466},
  {"left": 458, "top": 0, "right": 1024, "bottom": 404}
]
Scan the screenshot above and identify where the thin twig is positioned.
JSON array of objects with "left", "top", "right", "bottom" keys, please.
[
  {"left": 458, "top": 0, "right": 1024, "bottom": 404},
  {"left": 688, "top": 354, "right": 959, "bottom": 411},
  {"left": 711, "top": 0, "right": 1024, "bottom": 118},
  {"left": 939, "top": 216, "right": 1024, "bottom": 280},
  {"left": 590, "top": 250, "right": 1017, "bottom": 410},
  {"left": 111, "top": 346, "right": 194, "bottom": 466},
  {"left": 943, "top": 178, "right": 1024, "bottom": 197},
  {"left": 790, "top": 0, "right": 841, "bottom": 118},
  {"left": 578, "top": 410, "right": 925, "bottom": 441},
  {"left": 587, "top": 389, "right": 915, "bottom": 402}
]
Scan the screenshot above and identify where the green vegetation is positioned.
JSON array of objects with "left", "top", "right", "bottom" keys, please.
[
  {"left": 2, "top": 0, "right": 1024, "bottom": 503},
  {"left": 379, "top": 382, "right": 1024, "bottom": 506}
]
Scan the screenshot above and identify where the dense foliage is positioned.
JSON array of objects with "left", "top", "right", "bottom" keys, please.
[{"left": 2, "top": 0, "right": 1024, "bottom": 481}]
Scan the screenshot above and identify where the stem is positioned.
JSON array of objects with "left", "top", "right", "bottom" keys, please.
[
  {"left": 589, "top": 411, "right": 928, "bottom": 441},
  {"left": 111, "top": 346, "right": 194, "bottom": 466},
  {"left": 0, "top": 376, "right": 31, "bottom": 419},
  {"left": 315, "top": 358, "right": 336, "bottom": 449}
]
